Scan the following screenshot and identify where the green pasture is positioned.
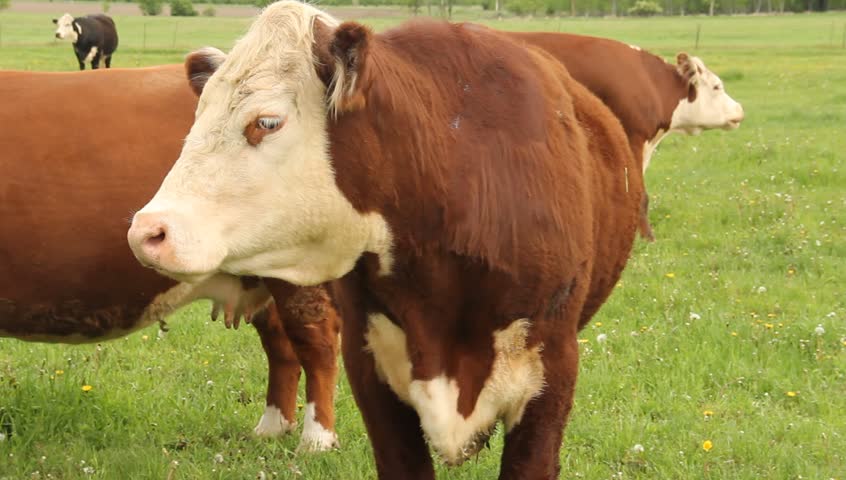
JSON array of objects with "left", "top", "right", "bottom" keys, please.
[{"left": 1, "top": 7, "right": 845, "bottom": 480}]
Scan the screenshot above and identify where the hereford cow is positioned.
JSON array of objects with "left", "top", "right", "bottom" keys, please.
[
  {"left": 0, "top": 65, "right": 339, "bottom": 452},
  {"left": 127, "top": 2, "right": 645, "bottom": 478},
  {"left": 508, "top": 32, "right": 745, "bottom": 241},
  {"left": 53, "top": 13, "right": 119, "bottom": 70}
]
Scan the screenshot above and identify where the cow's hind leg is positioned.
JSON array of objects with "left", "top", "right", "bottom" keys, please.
[
  {"left": 251, "top": 306, "right": 300, "bottom": 437},
  {"left": 105, "top": 55, "right": 112, "bottom": 68},
  {"left": 270, "top": 283, "right": 341, "bottom": 452},
  {"left": 638, "top": 191, "right": 656, "bottom": 242},
  {"left": 331, "top": 278, "right": 435, "bottom": 480},
  {"left": 499, "top": 330, "right": 580, "bottom": 480}
]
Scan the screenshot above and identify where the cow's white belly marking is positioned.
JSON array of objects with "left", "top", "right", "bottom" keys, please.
[
  {"left": 84, "top": 46, "right": 99, "bottom": 63},
  {"left": 364, "top": 314, "right": 545, "bottom": 465}
]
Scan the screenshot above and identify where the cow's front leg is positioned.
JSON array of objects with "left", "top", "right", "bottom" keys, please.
[
  {"left": 498, "top": 333, "right": 579, "bottom": 480},
  {"left": 251, "top": 306, "right": 300, "bottom": 437},
  {"left": 267, "top": 282, "right": 340, "bottom": 452},
  {"left": 77, "top": 59, "right": 85, "bottom": 70},
  {"left": 331, "top": 278, "right": 434, "bottom": 480}
]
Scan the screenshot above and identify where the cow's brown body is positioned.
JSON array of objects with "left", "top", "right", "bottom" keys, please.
[
  {"left": 312, "top": 22, "right": 644, "bottom": 478},
  {"left": 0, "top": 65, "right": 340, "bottom": 449}
]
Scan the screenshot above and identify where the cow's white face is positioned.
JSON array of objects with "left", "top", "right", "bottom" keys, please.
[
  {"left": 53, "top": 14, "right": 78, "bottom": 42},
  {"left": 670, "top": 54, "right": 744, "bottom": 135},
  {"left": 127, "top": 2, "right": 391, "bottom": 286}
]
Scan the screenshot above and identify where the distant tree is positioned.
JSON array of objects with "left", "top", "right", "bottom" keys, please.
[
  {"left": 0, "top": 0, "right": 10, "bottom": 11},
  {"left": 139, "top": 0, "right": 163, "bottom": 15},
  {"left": 202, "top": 5, "right": 217, "bottom": 15},
  {"left": 628, "top": 0, "right": 663, "bottom": 14},
  {"left": 171, "top": 0, "right": 198, "bottom": 16}
]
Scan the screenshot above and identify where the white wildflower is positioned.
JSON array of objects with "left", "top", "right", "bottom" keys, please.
[
  {"left": 213, "top": 453, "right": 224, "bottom": 464},
  {"left": 689, "top": 312, "right": 701, "bottom": 321},
  {"left": 596, "top": 333, "right": 607, "bottom": 343},
  {"left": 814, "top": 324, "right": 825, "bottom": 336},
  {"left": 631, "top": 444, "right": 645, "bottom": 454}
]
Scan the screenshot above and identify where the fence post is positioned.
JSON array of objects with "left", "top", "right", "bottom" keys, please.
[{"left": 695, "top": 23, "right": 701, "bottom": 50}]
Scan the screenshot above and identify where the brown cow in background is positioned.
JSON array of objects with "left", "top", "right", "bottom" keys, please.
[{"left": 0, "top": 65, "right": 339, "bottom": 452}]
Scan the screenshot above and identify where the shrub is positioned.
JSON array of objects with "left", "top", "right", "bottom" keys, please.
[
  {"left": 506, "top": 0, "right": 546, "bottom": 15},
  {"left": 627, "top": 0, "right": 663, "bottom": 15},
  {"left": 0, "top": 0, "right": 10, "bottom": 10},
  {"left": 138, "top": 0, "right": 163, "bottom": 15},
  {"left": 170, "top": 0, "right": 198, "bottom": 16},
  {"left": 202, "top": 5, "right": 217, "bottom": 15},
  {"left": 102, "top": 0, "right": 112, "bottom": 13}
]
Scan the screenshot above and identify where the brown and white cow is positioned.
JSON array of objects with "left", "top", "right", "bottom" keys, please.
[
  {"left": 509, "top": 32, "right": 744, "bottom": 240},
  {"left": 0, "top": 65, "right": 339, "bottom": 452},
  {"left": 127, "top": 2, "right": 645, "bottom": 478}
]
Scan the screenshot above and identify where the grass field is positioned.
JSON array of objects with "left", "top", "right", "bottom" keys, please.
[{"left": 1, "top": 6, "right": 846, "bottom": 480}]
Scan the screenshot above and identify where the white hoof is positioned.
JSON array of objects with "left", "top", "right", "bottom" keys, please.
[
  {"left": 296, "top": 402, "right": 339, "bottom": 452},
  {"left": 254, "top": 405, "right": 296, "bottom": 437}
]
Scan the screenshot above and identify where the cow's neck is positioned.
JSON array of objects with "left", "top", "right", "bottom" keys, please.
[{"left": 639, "top": 55, "right": 691, "bottom": 173}]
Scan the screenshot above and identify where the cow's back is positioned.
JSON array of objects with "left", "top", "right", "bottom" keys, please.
[
  {"left": 508, "top": 32, "right": 667, "bottom": 155},
  {"left": 0, "top": 65, "right": 196, "bottom": 341}
]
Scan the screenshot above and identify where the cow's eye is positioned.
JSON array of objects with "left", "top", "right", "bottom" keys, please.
[
  {"left": 245, "top": 115, "right": 286, "bottom": 146},
  {"left": 257, "top": 116, "right": 283, "bottom": 130}
]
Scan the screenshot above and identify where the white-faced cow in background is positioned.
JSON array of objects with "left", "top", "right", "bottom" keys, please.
[
  {"left": 508, "top": 32, "right": 744, "bottom": 241},
  {"left": 128, "top": 1, "right": 647, "bottom": 478},
  {"left": 53, "top": 13, "right": 118, "bottom": 70}
]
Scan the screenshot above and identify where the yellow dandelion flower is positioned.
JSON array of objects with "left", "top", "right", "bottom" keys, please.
[
  {"left": 55, "top": 370, "right": 64, "bottom": 376},
  {"left": 81, "top": 385, "right": 93, "bottom": 392},
  {"left": 787, "top": 269, "right": 795, "bottom": 275},
  {"left": 702, "top": 440, "right": 713, "bottom": 452},
  {"left": 786, "top": 391, "right": 797, "bottom": 397},
  {"left": 665, "top": 214, "right": 671, "bottom": 218},
  {"left": 764, "top": 323, "right": 774, "bottom": 329},
  {"left": 767, "top": 313, "right": 776, "bottom": 318},
  {"left": 841, "top": 340, "right": 846, "bottom": 347},
  {"left": 578, "top": 339, "right": 589, "bottom": 344},
  {"left": 778, "top": 323, "right": 783, "bottom": 328},
  {"left": 665, "top": 272, "right": 676, "bottom": 278},
  {"left": 142, "top": 335, "right": 149, "bottom": 341},
  {"left": 203, "top": 360, "right": 209, "bottom": 366},
  {"left": 703, "top": 410, "right": 714, "bottom": 417},
  {"left": 731, "top": 332, "right": 738, "bottom": 337},
  {"left": 595, "top": 322, "right": 603, "bottom": 327}
]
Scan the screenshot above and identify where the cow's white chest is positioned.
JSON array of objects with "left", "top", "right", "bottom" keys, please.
[
  {"left": 642, "top": 129, "right": 668, "bottom": 173},
  {"left": 364, "top": 314, "right": 545, "bottom": 465}
]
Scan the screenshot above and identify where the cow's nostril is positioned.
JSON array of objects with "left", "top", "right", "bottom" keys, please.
[{"left": 144, "top": 228, "right": 167, "bottom": 248}]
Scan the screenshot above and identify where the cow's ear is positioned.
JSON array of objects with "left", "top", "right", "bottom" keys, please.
[
  {"left": 676, "top": 52, "right": 699, "bottom": 102},
  {"left": 185, "top": 47, "right": 227, "bottom": 97},
  {"left": 676, "top": 52, "right": 699, "bottom": 83},
  {"left": 314, "top": 20, "right": 371, "bottom": 118}
]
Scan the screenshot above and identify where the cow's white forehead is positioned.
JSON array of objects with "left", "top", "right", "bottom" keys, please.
[
  {"left": 212, "top": 2, "right": 338, "bottom": 91},
  {"left": 56, "top": 13, "right": 73, "bottom": 27}
]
